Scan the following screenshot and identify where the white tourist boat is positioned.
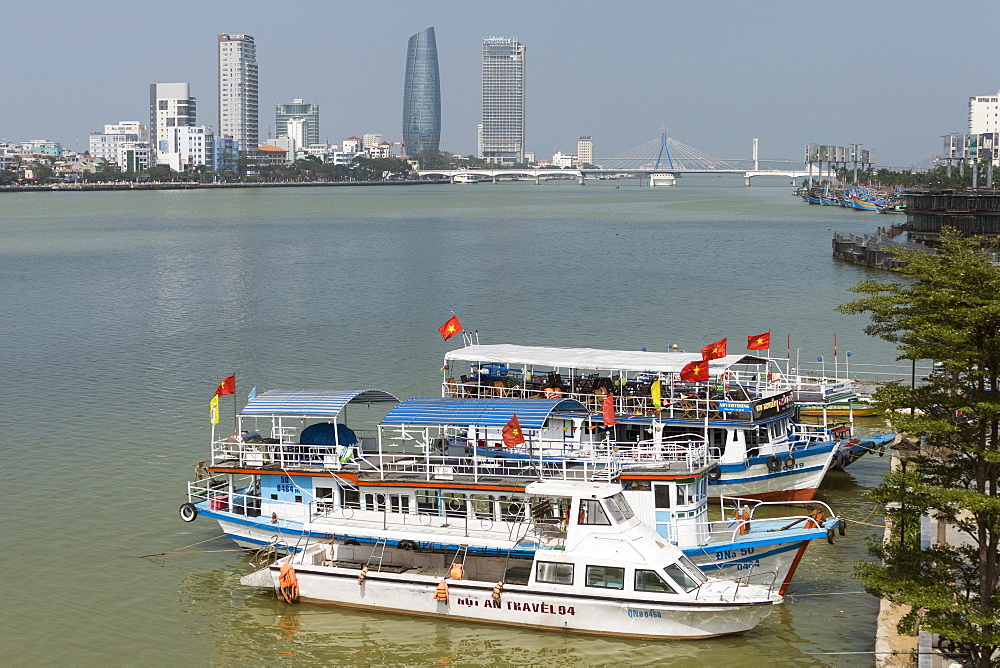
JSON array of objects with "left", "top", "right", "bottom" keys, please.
[
  {"left": 442, "top": 344, "right": 845, "bottom": 501},
  {"left": 183, "top": 391, "right": 842, "bottom": 594},
  {"left": 240, "top": 480, "right": 782, "bottom": 639}
]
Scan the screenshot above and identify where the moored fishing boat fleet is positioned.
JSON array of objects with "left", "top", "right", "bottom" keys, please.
[
  {"left": 799, "top": 184, "right": 907, "bottom": 214},
  {"left": 181, "top": 333, "right": 895, "bottom": 639}
]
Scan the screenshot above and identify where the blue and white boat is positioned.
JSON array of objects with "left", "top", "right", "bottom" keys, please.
[
  {"left": 182, "top": 391, "right": 843, "bottom": 595},
  {"left": 442, "top": 344, "right": 846, "bottom": 502}
]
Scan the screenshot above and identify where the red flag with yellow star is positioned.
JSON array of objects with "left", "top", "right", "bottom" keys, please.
[
  {"left": 701, "top": 338, "right": 727, "bottom": 361},
  {"left": 438, "top": 314, "right": 463, "bottom": 340},
  {"left": 214, "top": 374, "right": 235, "bottom": 397},
  {"left": 679, "top": 359, "right": 709, "bottom": 383},
  {"left": 747, "top": 332, "right": 771, "bottom": 351},
  {"left": 502, "top": 414, "right": 525, "bottom": 447}
]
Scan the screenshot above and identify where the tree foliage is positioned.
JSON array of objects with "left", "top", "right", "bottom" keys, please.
[
  {"left": 838, "top": 228, "right": 1000, "bottom": 666},
  {"left": 837, "top": 161, "right": 996, "bottom": 189}
]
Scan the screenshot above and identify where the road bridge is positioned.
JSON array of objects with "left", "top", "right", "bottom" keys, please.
[
  {"left": 417, "top": 133, "right": 810, "bottom": 186},
  {"left": 416, "top": 167, "right": 811, "bottom": 186}
]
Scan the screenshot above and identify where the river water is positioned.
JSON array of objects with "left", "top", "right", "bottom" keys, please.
[{"left": 3, "top": 178, "right": 900, "bottom": 664}]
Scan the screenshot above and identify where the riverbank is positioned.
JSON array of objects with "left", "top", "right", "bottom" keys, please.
[{"left": 0, "top": 179, "right": 448, "bottom": 193}]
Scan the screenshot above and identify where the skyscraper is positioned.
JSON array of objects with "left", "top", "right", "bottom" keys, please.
[
  {"left": 480, "top": 36, "right": 525, "bottom": 165},
  {"left": 276, "top": 99, "right": 320, "bottom": 147},
  {"left": 402, "top": 27, "right": 441, "bottom": 156},
  {"left": 218, "top": 34, "right": 258, "bottom": 154},
  {"left": 149, "top": 83, "right": 195, "bottom": 156}
]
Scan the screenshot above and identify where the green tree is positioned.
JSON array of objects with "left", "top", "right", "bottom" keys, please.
[
  {"left": 414, "top": 148, "right": 452, "bottom": 169},
  {"left": 838, "top": 227, "right": 1000, "bottom": 667}
]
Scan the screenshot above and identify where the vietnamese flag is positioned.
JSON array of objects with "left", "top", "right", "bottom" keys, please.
[
  {"left": 747, "top": 332, "right": 771, "bottom": 351},
  {"left": 502, "top": 414, "right": 526, "bottom": 447},
  {"left": 701, "top": 338, "right": 727, "bottom": 361},
  {"left": 438, "top": 314, "right": 463, "bottom": 340},
  {"left": 602, "top": 393, "right": 618, "bottom": 427},
  {"left": 214, "top": 374, "right": 236, "bottom": 397},
  {"left": 680, "top": 359, "right": 709, "bottom": 383}
]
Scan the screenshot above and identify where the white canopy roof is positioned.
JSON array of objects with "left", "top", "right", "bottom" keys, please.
[{"left": 445, "top": 344, "right": 770, "bottom": 376}]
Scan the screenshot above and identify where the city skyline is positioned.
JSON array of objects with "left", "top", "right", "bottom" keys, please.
[{"left": 2, "top": 1, "right": 998, "bottom": 166}]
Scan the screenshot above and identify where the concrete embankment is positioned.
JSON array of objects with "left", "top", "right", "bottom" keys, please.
[{"left": 0, "top": 179, "right": 449, "bottom": 193}]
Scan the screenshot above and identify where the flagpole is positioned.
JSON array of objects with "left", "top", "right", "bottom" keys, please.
[{"left": 233, "top": 374, "right": 238, "bottom": 435}]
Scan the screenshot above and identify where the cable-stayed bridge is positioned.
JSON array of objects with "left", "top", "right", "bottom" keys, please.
[
  {"left": 598, "top": 135, "right": 803, "bottom": 172},
  {"left": 417, "top": 133, "right": 810, "bottom": 186}
]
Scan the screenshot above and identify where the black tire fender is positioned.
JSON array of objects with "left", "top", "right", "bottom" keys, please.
[
  {"left": 766, "top": 455, "right": 782, "bottom": 472},
  {"left": 179, "top": 502, "right": 198, "bottom": 522}
]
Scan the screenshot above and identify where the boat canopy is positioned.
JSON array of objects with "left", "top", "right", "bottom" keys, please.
[
  {"left": 445, "top": 344, "right": 771, "bottom": 376},
  {"left": 240, "top": 389, "right": 399, "bottom": 417},
  {"left": 382, "top": 397, "right": 588, "bottom": 429}
]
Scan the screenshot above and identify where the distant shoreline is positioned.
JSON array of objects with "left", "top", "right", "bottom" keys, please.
[{"left": 0, "top": 180, "right": 449, "bottom": 194}]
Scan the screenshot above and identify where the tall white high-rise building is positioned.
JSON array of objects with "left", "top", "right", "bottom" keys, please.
[
  {"left": 150, "top": 83, "right": 195, "bottom": 157},
  {"left": 577, "top": 136, "right": 593, "bottom": 166},
  {"left": 480, "top": 36, "right": 525, "bottom": 165},
  {"left": 969, "top": 90, "right": 1000, "bottom": 135},
  {"left": 218, "top": 34, "right": 258, "bottom": 155}
]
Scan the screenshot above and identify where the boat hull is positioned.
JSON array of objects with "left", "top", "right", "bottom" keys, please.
[
  {"left": 257, "top": 563, "right": 777, "bottom": 639},
  {"left": 708, "top": 443, "right": 835, "bottom": 502},
  {"left": 203, "top": 503, "right": 819, "bottom": 596}
]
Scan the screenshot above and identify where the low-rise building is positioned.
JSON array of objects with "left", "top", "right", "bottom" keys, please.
[
  {"left": 257, "top": 144, "right": 288, "bottom": 167},
  {"left": 119, "top": 143, "right": 152, "bottom": 173}
]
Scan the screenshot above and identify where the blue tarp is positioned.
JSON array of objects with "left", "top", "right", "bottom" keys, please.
[{"left": 299, "top": 422, "right": 358, "bottom": 446}]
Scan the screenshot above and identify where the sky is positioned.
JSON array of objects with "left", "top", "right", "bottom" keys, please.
[{"left": 2, "top": 0, "right": 998, "bottom": 168}]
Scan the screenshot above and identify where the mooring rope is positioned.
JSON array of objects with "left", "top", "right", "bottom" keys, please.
[{"left": 137, "top": 534, "right": 235, "bottom": 558}]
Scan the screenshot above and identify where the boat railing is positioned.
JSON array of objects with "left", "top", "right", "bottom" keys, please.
[
  {"left": 718, "top": 495, "right": 837, "bottom": 523},
  {"left": 309, "top": 502, "right": 536, "bottom": 544},
  {"left": 187, "top": 473, "right": 300, "bottom": 519},
  {"left": 442, "top": 376, "right": 790, "bottom": 422},
  {"left": 364, "top": 451, "right": 621, "bottom": 484},
  {"left": 607, "top": 436, "right": 710, "bottom": 469},
  {"left": 363, "top": 434, "right": 706, "bottom": 482},
  {"left": 210, "top": 432, "right": 377, "bottom": 469}
]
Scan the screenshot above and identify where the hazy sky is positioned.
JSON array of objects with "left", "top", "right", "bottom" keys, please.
[{"left": 2, "top": 1, "right": 997, "bottom": 167}]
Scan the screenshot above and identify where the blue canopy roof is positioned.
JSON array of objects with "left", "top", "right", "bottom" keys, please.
[
  {"left": 241, "top": 389, "right": 399, "bottom": 417},
  {"left": 381, "top": 397, "right": 588, "bottom": 429}
]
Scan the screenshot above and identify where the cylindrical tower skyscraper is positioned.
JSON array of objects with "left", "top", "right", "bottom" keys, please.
[{"left": 402, "top": 27, "right": 441, "bottom": 156}]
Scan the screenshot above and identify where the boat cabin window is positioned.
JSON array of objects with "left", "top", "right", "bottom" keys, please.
[
  {"left": 389, "top": 494, "right": 409, "bottom": 514},
  {"left": 585, "top": 565, "right": 625, "bottom": 590},
  {"left": 536, "top": 561, "right": 574, "bottom": 585},
  {"left": 364, "top": 493, "right": 387, "bottom": 512},
  {"left": 678, "top": 554, "right": 708, "bottom": 584},
  {"left": 635, "top": 569, "right": 678, "bottom": 594},
  {"left": 471, "top": 494, "right": 495, "bottom": 520},
  {"left": 675, "top": 483, "right": 696, "bottom": 507},
  {"left": 315, "top": 487, "right": 334, "bottom": 499},
  {"left": 604, "top": 493, "right": 635, "bottom": 522},
  {"left": 343, "top": 489, "right": 361, "bottom": 510},
  {"left": 663, "top": 564, "right": 701, "bottom": 593},
  {"left": 443, "top": 493, "right": 468, "bottom": 518},
  {"left": 499, "top": 496, "right": 526, "bottom": 521},
  {"left": 653, "top": 484, "right": 671, "bottom": 509},
  {"left": 416, "top": 490, "right": 440, "bottom": 515},
  {"left": 578, "top": 498, "right": 611, "bottom": 525}
]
